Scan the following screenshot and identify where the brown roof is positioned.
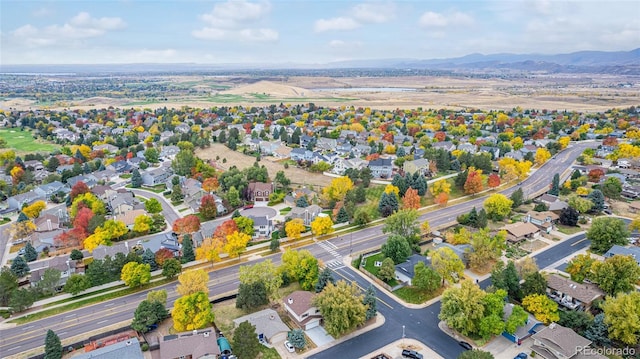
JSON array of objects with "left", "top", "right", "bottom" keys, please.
[
  {"left": 532, "top": 323, "right": 591, "bottom": 358},
  {"left": 114, "top": 209, "right": 147, "bottom": 226},
  {"left": 501, "top": 222, "right": 540, "bottom": 238},
  {"left": 629, "top": 201, "right": 640, "bottom": 210},
  {"left": 160, "top": 329, "right": 220, "bottom": 359},
  {"left": 285, "top": 290, "right": 315, "bottom": 316},
  {"left": 527, "top": 211, "right": 559, "bottom": 222},
  {"left": 248, "top": 182, "right": 272, "bottom": 192},
  {"left": 547, "top": 274, "right": 605, "bottom": 304}
]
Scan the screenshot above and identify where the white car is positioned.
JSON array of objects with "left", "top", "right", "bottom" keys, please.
[{"left": 284, "top": 340, "right": 295, "bottom": 353}]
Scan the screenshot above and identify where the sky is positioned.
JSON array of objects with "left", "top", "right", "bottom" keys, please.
[{"left": 1, "top": 0, "right": 639, "bottom": 65}]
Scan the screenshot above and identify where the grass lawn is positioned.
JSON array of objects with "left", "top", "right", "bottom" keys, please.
[
  {"left": 0, "top": 128, "right": 59, "bottom": 153},
  {"left": 393, "top": 285, "right": 445, "bottom": 304},
  {"left": 361, "top": 253, "right": 398, "bottom": 287},
  {"left": 556, "top": 224, "right": 583, "bottom": 235},
  {"left": 0, "top": 218, "right": 10, "bottom": 225},
  {"left": 279, "top": 207, "right": 291, "bottom": 215}
]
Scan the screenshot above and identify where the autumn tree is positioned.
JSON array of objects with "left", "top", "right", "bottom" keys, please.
[
  {"left": 120, "top": 262, "right": 151, "bottom": 288},
  {"left": 515, "top": 256, "right": 539, "bottom": 279},
  {"left": 468, "top": 229, "right": 506, "bottom": 271},
  {"left": 310, "top": 216, "right": 334, "bottom": 237},
  {"left": 212, "top": 219, "right": 239, "bottom": 241},
  {"left": 534, "top": 148, "right": 551, "bottom": 166},
  {"left": 155, "top": 248, "right": 174, "bottom": 266},
  {"left": 430, "top": 178, "right": 451, "bottom": 197},
  {"left": 172, "top": 215, "right": 201, "bottom": 237},
  {"left": 199, "top": 195, "right": 217, "bottom": 219},
  {"left": 176, "top": 269, "right": 209, "bottom": 296},
  {"left": 239, "top": 260, "right": 282, "bottom": 301},
  {"left": 483, "top": 193, "right": 513, "bottom": 221},
  {"left": 568, "top": 194, "right": 593, "bottom": 214},
  {"left": 233, "top": 216, "right": 254, "bottom": 236},
  {"left": 566, "top": 254, "right": 596, "bottom": 283},
  {"left": 590, "top": 254, "right": 640, "bottom": 295},
  {"left": 487, "top": 174, "right": 500, "bottom": 189},
  {"left": 224, "top": 231, "right": 251, "bottom": 259},
  {"left": 522, "top": 294, "right": 559, "bottom": 324},
  {"left": 601, "top": 291, "right": 640, "bottom": 345},
  {"left": 70, "top": 181, "right": 90, "bottom": 201},
  {"left": 280, "top": 249, "right": 319, "bottom": 291},
  {"left": 23, "top": 201, "right": 46, "bottom": 219},
  {"left": 464, "top": 167, "right": 484, "bottom": 195},
  {"left": 435, "top": 192, "right": 449, "bottom": 206},
  {"left": 431, "top": 247, "right": 465, "bottom": 284},
  {"left": 133, "top": 214, "right": 153, "bottom": 234},
  {"left": 172, "top": 291, "right": 215, "bottom": 332},
  {"left": 322, "top": 176, "right": 353, "bottom": 202},
  {"left": 285, "top": 218, "right": 305, "bottom": 240},
  {"left": 313, "top": 281, "right": 366, "bottom": 337},
  {"left": 396, "top": 185, "right": 418, "bottom": 209},
  {"left": 70, "top": 193, "right": 105, "bottom": 218},
  {"left": 195, "top": 236, "right": 223, "bottom": 266},
  {"left": 202, "top": 177, "right": 219, "bottom": 193}
]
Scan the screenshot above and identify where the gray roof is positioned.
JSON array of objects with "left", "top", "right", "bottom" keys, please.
[
  {"left": 233, "top": 308, "right": 290, "bottom": 341},
  {"left": 604, "top": 245, "right": 640, "bottom": 265},
  {"left": 249, "top": 215, "right": 271, "bottom": 226},
  {"left": 395, "top": 254, "right": 431, "bottom": 279},
  {"left": 71, "top": 337, "right": 143, "bottom": 359},
  {"left": 532, "top": 324, "right": 591, "bottom": 358},
  {"left": 160, "top": 329, "right": 220, "bottom": 359}
]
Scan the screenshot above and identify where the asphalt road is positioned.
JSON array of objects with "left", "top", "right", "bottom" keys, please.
[{"left": 0, "top": 141, "right": 598, "bottom": 357}]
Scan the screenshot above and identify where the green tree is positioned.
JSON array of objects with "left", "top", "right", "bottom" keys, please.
[
  {"left": 363, "top": 285, "right": 377, "bottom": 320},
  {"left": 181, "top": 234, "right": 195, "bottom": 263},
  {"left": 171, "top": 183, "right": 184, "bottom": 202},
  {"left": 162, "top": 258, "right": 182, "bottom": 279},
  {"left": 23, "top": 242, "right": 37, "bottom": 262},
  {"left": 336, "top": 206, "right": 349, "bottom": 223},
  {"left": 172, "top": 149, "right": 197, "bottom": 176},
  {"left": 601, "top": 291, "right": 640, "bottom": 345},
  {"left": 131, "top": 169, "right": 143, "bottom": 188},
  {"left": 568, "top": 194, "right": 593, "bottom": 214},
  {"left": 377, "top": 257, "right": 396, "bottom": 282},
  {"left": 521, "top": 271, "right": 547, "bottom": 297},
  {"left": 295, "top": 196, "right": 309, "bottom": 208},
  {"left": 120, "top": 262, "right": 151, "bottom": 288},
  {"left": 287, "top": 329, "right": 306, "bottom": 349},
  {"left": 601, "top": 177, "right": 622, "bottom": 200},
  {"left": 559, "top": 206, "right": 579, "bottom": 226},
  {"left": 144, "top": 147, "right": 159, "bottom": 163},
  {"left": 584, "top": 313, "right": 611, "bottom": 347},
  {"left": 147, "top": 289, "right": 167, "bottom": 306},
  {"left": 505, "top": 305, "right": 528, "bottom": 335},
  {"left": 36, "top": 268, "right": 62, "bottom": 297},
  {"left": 9, "top": 287, "right": 35, "bottom": 312},
  {"left": 549, "top": 173, "right": 560, "bottom": 195},
  {"left": 587, "top": 189, "right": 605, "bottom": 212},
  {"left": 590, "top": 254, "right": 640, "bottom": 295},
  {"left": 313, "top": 280, "right": 367, "bottom": 337},
  {"left": 0, "top": 268, "right": 18, "bottom": 306},
  {"left": 239, "top": 260, "right": 282, "bottom": 301},
  {"left": 131, "top": 299, "right": 169, "bottom": 333},
  {"left": 457, "top": 350, "right": 494, "bottom": 359},
  {"left": 412, "top": 261, "right": 441, "bottom": 292},
  {"left": 510, "top": 187, "right": 524, "bottom": 208},
  {"left": 44, "top": 329, "right": 62, "bottom": 359},
  {"left": 280, "top": 249, "right": 319, "bottom": 291},
  {"left": 233, "top": 321, "right": 261, "bottom": 359},
  {"left": 70, "top": 249, "right": 84, "bottom": 261},
  {"left": 380, "top": 235, "right": 412, "bottom": 264},
  {"left": 382, "top": 209, "right": 420, "bottom": 244},
  {"left": 233, "top": 216, "right": 255, "bottom": 236},
  {"left": 439, "top": 280, "right": 486, "bottom": 336},
  {"left": 566, "top": 253, "right": 596, "bottom": 283},
  {"left": 315, "top": 267, "right": 336, "bottom": 293},
  {"left": 431, "top": 247, "right": 465, "bottom": 284},
  {"left": 144, "top": 198, "right": 163, "bottom": 214},
  {"left": 64, "top": 273, "right": 91, "bottom": 295},
  {"left": 10, "top": 255, "right": 30, "bottom": 277},
  {"left": 558, "top": 310, "right": 593, "bottom": 335},
  {"left": 236, "top": 282, "right": 268, "bottom": 310},
  {"left": 141, "top": 248, "right": 158, "bottom": 271},
  {"left": 587, "top": 217, "right": 630, "bottom": 254},
  {"left": 226, "top": 186, "right": 241, "bottom": 208},
  {"left": 498, "top": 261, "right": 522, "bottom": 301}
]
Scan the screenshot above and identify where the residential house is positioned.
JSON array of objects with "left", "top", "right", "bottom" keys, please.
[
  {"left": 537, "top": 194, "right": 569, "bottom": 213},
  {"left": 247, "top": 182, "right": 273, "bottom": 202},
  {"left": 291, "top": 148, "right": 314, "bottom": 162},
  {"left": 432, "top": 141, "right": 456, "bottom": 152},
  {"left": 108, "top": 191, "right": 143, "bottom": 215},
  {"left": 93, "top": 143, "right": 119, "bottom": 153},
  {"left": 160, "top": 145, "right": 180, "bottom": 160},
  {"left": 300, "top": 134, "right": 314, "bottom": 148},
  {"left": 67, "top": 174, "right": 98, "bottom": 188},
  {"left": 249, "top": 215, "right": 273, "bottom": 239},
  {"left": 283, "top": 187, "right": 315, "bottom": 207},
  {"left": 127, "top": 157, "right": 145, "bottom": 168},
  {"left": 531, "top": 323, "right": 601, "bottom": 359},
  {"left": 353, "top": 144, "right": 372, "bottom": 157},
  {"left": 174, "top": 123, "right": 191, "bottom": 134},
  {"left": 29, "top": 255, "right": 76, "bottom": 287},
  {"left": 35, "top": 181, "right": 68, "bottom": 199},
  {"left": 368, "top": 158, "right": 393, "bottom": 178},
  {"left": 107, "top": 160, "right": 132, "bottom": 174},
  {"left": 628, "top": 201, "right": 640, "bottom": 213},
  {"left": 479, "top": 146, "right": 500, "bottom": 159},
  {"left": 435, "top": 242, "right": 471, "bottom": 267},
  {"left": 92, "top": 242, "right": 129, "bottom": 261},
  {"left": 525, "top": 211, "right": 559, "bottom": 234},
  {"left": 504, "top": 151, "right": 525, "bottom": 161},
  {"left": 501, "top": 303, "right": 543, "bottom": 344},
  {"left": 259, "top": 140, "right": 282, "bottom": 155},
  {"left": 24, "top": 160, "right": 45, "bottom": 173},
  {"left": 332, "top": 157, "right": 368, "bottom": 175},
  {"left": 93, "top": 169, "right": 118, "bottom": 183},
  {"left": 273, "top": 145, "right": 293, "bottom": 159},
  {"left": 285, "top": 204, "right": 323, "bottom": 226},
  {"left": 316, "top": 138, "right": 337, "bottom": 152},
  {"left": 233, "top": 309, "right": 289, "bottom": 344},
  {"left": 160, "top": 131, "right": 174, "bottom": 142},
  {"left": 546, "top": 274, "right": 605, "bottom": 311},
  {"left": 403, "top": 158, "right": 430, "bottom": 176},
  {"left": 114, "top": 209, "right": 146, "bottom": 230},
  {"left": 336, "top": 142, "right": 353, "bottom": 156},
  {"left": 74, "top": 337, "right": 144, "bottom": 359},
  {"left": 159, "top": 329, "right": 221, "bottom": 359},
  {"left": 394, "top": 254, "right": 430, "bottom": 285},
  {"left": 457, "top": 143, "right": 477, "bottom": 154},
  {"left": 7, "top": 191, "right": 45, "bottom": 209},
  {"left": 284, "top": 291, "right": 322, "bottom": 330},
  {"left": 500, "top": 222, "right": 541, "bottom": 243},
  {"left": 56, "top": 164, "right": 74, "bottom": 174},
  {"left": 604, "top": 245, "right": 640, "bottom": 265},
  {"left": 142, "top": 167, "right": 174, "bottom": 186},
  {"left": 34, "top": 214, "right": 60, "bottom": 232}
]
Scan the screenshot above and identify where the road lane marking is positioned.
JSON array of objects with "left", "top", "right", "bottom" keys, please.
[
  {"left": 104, "top": 303, "right": 114, "bottom": 307},
  {"left": 97, "top": 320, "right": 108, "bottom": 325},
  {"left": 571, "top": 238, "right": 587, "bottom": 246},
  {"left": 8, "top": 346, "right": 21, "bottom": 351},
  {"left": 65, "top": 314, "right": 76, "bottom": 318},
  {"left": 332, "top": 268, "right": 393, "bottom": 309}
]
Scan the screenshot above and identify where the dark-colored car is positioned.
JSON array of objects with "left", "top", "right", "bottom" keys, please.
[
  {"left": 514, "top": 353, "right": 528, "bottom": 359},
  {"left": 458, "top": 341, "right": 473, "bottom": 350},
  {"left": 401, "top": 349, "right": 424, "bottom": 359}
]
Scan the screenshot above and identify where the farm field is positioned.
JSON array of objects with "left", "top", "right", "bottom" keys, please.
[{"left": 0, "top": 128, "right": 59, "bottom": 153}]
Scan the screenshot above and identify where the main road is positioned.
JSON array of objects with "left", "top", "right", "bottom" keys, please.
[{"left": 0, "top": 141, "right": 596, "bottom": 358}]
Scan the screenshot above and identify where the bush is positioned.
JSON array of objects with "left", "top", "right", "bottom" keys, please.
[{"left": 141, "top": 343, "right": 149, "bottom": 351}]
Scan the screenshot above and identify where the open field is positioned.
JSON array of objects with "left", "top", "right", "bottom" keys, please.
[
  {"left": 2, "top": 74, "right": 638, "bottom": 112},
  {"left": 196, "top": 143, "right": 333, "bottom": 189},
  {"left": 0, "top": 128, "right": 59, "bottom": 153}
]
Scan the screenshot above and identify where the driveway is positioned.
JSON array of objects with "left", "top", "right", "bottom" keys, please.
[
  {"left": 483, "top": 335, "right": 532, "bottom": 359},
  {"left": 306, "top": 326, "right": 334, "bottom": 347},
  {"left": 241, "top": 207, "right": 277, "bottom": 218}
]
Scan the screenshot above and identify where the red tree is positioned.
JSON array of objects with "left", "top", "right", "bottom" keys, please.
[
  {"left": 464, "top": 169, "right": 484, "bottom": 195},
  {"left": 434, "top": 131, "right": 447, "bottom": 142},
  {"left": 172, "top": 215, "right": 201, "bottom": 236},
  {"left": 487, "top": 173, "right": 501, "bottom": 189},
  {"left": 199, "top": 195, "right": 217, "bottom": 219},
  {"left": 435, "top": 192, "right": 449, "bottom": 206},
  {"left": 602, "top": 137, "right": 618, "bottom": 146},
  {"left": 202, "top": 177, "right": 219, "bottom": 193},
  {"left": 155, "top": 248, "right": 174, "bottom": 266},
  {"left": 213, "top": 219, "right": 239, "bottom": 242},
  {"left": 588, "top": 169, "right": 605, "bottom": 182},
  {"left": 70, "top": 181, "right": 90, "bottom": 201},
  {"left": 72, "top": 207, "right": 94, "bottom": 238}
]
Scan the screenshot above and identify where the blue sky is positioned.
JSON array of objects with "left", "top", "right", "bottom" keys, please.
[{"left": 1, "top": 0, "right": 639, "bottom": 65}]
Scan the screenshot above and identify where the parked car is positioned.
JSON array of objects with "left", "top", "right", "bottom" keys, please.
[
  {"left": 459, "top": 341, "right": 473, "bottom": 350},
  {"left": 401, "top": 349, "right": 423, "bottom": 359},
  {"left": 17, "top": 247, "right": 25, "bottom": 255},
  {"left": 284, "top": 340, "right": 295, "bottom": 353},
  {"left": 514, "top": 353, "right": 528, "bottom": 359}
]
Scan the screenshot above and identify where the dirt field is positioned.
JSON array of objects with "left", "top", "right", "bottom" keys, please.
[{"left": 196, "top": 143, "right": 333, "bottom": 189}]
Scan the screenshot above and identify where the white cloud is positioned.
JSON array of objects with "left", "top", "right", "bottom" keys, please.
[
  {"left": 419, "top": 11, "right": 473, "bottom": 28},
  {"left": 31, "top": 7, "right": 53, "bottom": 18},
  {"left": 328, "top": 39, "right": 363, "bottom": 48},
  {"left": 352, "top": 2, "right": 396, "bottom": 24},
  {"left": 314, "top": 17, "right": 361, "bottom": 32},
  {"left": 9, "top": 12, "right": 126, "bottom": 48},
  {"left": 194, "top": 0, "right": 278, "bottom": 42}
]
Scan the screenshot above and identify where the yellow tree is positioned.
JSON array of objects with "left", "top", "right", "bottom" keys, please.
[
  {"left": 9, "top": 220, "right": 36, "bottom": 241},
  {"left": 511, "top": 137, "right": 524, "bottom": 150},
  {"left": 522, "top": 294, "right": 559, "bottom": 324},
  {"left": 285, "top": 218, "right": 305, "bottom": 240},
  {"left": 322, "top": 176, "right": 353, "bottom": 202},
  {"left": 515, "top": 160, "right": 532, "bottom": 180},
  {"left": 311, "top": 216, "right": 334, "bottom": 237},
  {"left": 430, "top": 179, "right": 451, "bottom": 196},
  {"left": 133, "top": 215, "right": 152, "bottom": 234},
  {"left": 120, "top": 262, "right": 151, "bottom": 288},
  {"left": 534, "top": 148, "right": 551, "bottom": 166},
  {"left": 172, "top": 292, "right": 215, "bottom": 332},
  {"left": 84, "top": 231, "right": 109, "bottom": 252},
  {"left": 420, "top": 221, "right": 431, "bottom": 235},
  {"left": 224, "top": 231, "right": 251, "bottom": 259},
  {"left": 196, "top": 237, "right": 224, "bottom": 266},
  {"left": 176, "top": 269, "right": 209, "bottom": 296},
  {"left": 558, "top": 136, "right": 570, "bottom": 149},
  {"left": 498, "top": 157, "right": 519, "bottom": 182},
  {"left": 384, "top": 184, "right": 400, "bottom": 197},
  {"left": 23, "top": 201, "right": 46, "bottom": 219},
  {"left": 483, "top": 193, "right": 514, "bottom": 221}
]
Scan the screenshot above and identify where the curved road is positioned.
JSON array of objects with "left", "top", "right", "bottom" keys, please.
[{"left": 0, "top": 142, "right": 597, "bottom": 357}]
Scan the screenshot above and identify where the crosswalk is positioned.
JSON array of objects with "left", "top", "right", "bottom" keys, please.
[{"left": 317, "top": 241, "right": 344, "bottom": 269}]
